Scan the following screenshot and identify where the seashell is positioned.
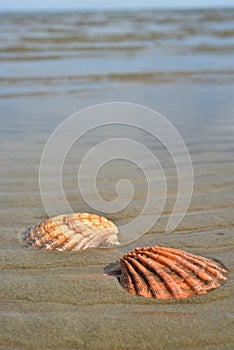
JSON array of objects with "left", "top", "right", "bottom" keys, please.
[
  {"left": 23, "top": 212, "right": 119, "bottom": 251},
  {"left": 108, "top": 245, "right": 228, "bottom": 300}
]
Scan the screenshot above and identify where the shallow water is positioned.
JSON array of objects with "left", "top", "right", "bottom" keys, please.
[{"left": 0, "top": 8, "right": 234, "bottom": 350}]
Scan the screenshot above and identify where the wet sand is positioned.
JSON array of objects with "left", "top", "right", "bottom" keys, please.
[{"left": 1, "top": 8, "right": 234, "bottom": 350}]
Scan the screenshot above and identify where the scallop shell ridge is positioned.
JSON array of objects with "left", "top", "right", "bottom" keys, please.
[
  {"left": 23, "top": 212, "right": 119, "bottom": 251},
  {"left": 111, "top": 245, "right": 228, "bottom": 300}
]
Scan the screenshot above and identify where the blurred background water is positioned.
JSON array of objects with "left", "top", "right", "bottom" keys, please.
[
  {"left": 0, "top": 7, "right": 234, "bottom": 350},
  {"left": 1, "top": 9, "right": 234, "bottom": 97}
]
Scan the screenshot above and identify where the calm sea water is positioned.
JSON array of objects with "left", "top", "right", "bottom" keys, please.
[
  {"left": 1, "top": 8, "right": 234, "bottom": 97},
  {"left": 0, "top": 8, "right": 234, "bottom": 350}
]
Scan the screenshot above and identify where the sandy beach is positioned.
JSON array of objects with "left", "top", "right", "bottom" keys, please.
[{"left": 0, "top": 8, "right": 234, "bottom": 349}]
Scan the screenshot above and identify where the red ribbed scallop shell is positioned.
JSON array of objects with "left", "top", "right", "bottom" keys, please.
[
  {"left": 109, "top": 245, "right": 228, "bottom": 300},
  {"left": 23, "top": 212, "right": 119, "bottom": 251}
]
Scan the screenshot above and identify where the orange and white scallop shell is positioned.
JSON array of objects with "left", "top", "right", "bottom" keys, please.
[{"left": 23, "top": 212, "right": 119, "bottom": 251}]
